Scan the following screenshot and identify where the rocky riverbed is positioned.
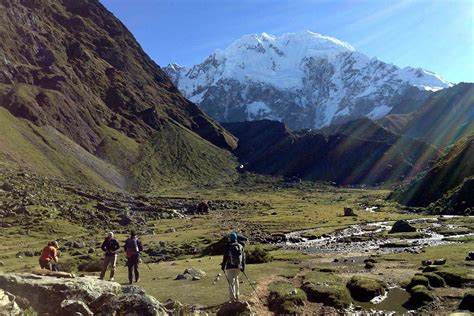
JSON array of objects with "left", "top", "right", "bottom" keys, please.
[{"left": 280, "top": 217, "right": 474, "bottom": 254}]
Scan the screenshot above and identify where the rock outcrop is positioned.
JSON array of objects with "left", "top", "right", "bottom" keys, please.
[
  {"left": 389, "top": 220, "right": 416, "bottom": 233},
  {"left": 0, "top": 273, "right": 168, "bottom": 315}
]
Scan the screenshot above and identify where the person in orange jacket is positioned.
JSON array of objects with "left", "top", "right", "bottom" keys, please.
[{"left": 39, "top": 240, "right": 59, "bottom": 271}]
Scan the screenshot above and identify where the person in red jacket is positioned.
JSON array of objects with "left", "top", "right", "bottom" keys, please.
[{"left": 39, "top": 240, "right": 59, "bottom": 271}]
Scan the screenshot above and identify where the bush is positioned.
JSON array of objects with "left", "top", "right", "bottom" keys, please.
[
  {"left": 422, "top": 273, "right": 446, "bottom": 287},
  {"left": 404, "top": 285, "right": 436, "bottom": 309},
  {"left": 245, "top": 246, "right": 273, "bottom": 264},
  {"left": 301, "top": 282, "right": 351, "bottom": 308},
  {"left": 346, "top": 275, "right": 387, "bottom": 302},
  {"left": 406, "top": 275, "right": 429, "bottom": 290}
]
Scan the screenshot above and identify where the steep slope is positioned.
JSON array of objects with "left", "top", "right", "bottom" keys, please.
[
  {"left": 317, "top": 117, "right": 400, "bottom": 143},
  {"left": 0, "top": 0, "right": 237, "bottom": 190},
  {"left": 223, "top": 120, "right": 439, "bottom": 185},
  {"left": 378, "top": 83, "right": 474, "bottom": 149},
  {"left": 392, "top": 136, "right": 474, "bottom": 213},
  {"left": 165, "top": 31, "right": 450, "bottom": 129}
]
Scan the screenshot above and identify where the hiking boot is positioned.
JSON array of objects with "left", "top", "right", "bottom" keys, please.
[
  {"left": 109, "top": 277, "right": 114, "bottom": 281},
  {"left": 135, "top": 278, "right": 140, "bottom": 283}
]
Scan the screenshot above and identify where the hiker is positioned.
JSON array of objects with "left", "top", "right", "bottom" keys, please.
[
  {"left": 221, "top": 232, "right": 246, "bottom": 302},
  {"left": 39, "top": 240, "right": 59, "bottom": 271},
  {"left": 124, "top": 230, "right": 143, "bottom": 284},
  {"left": 99, "top": 231, "right": 120, "bottom": 281}
]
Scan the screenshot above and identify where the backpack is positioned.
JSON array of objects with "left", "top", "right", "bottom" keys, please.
[
  {"left": 126, "top": 238, "right": 139, "bottom": 257},
  {"left": 227, "top": 242, "right": 243, "bottom": 269}
]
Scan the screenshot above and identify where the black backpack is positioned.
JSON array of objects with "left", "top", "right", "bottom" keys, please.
[{"left": 227, "top": 242, "right": 243, "bottom": 269}]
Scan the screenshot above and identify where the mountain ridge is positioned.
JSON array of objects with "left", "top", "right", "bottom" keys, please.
[
  {"left": 0, "top": 0, "right": 238, "bottom": 190},
  {"left": 165, "top": 31, "right": 450, "bottom": 129}
]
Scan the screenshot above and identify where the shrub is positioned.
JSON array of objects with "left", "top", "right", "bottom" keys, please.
[
  {"left": 301, "top": 282, "right": 351, "bottom": 308},
  {"left": 422, "top": 273, "right": 446, "bottom": 287},
  {"left": 346, "top": 275, "right": 387, "bottom": 302},
  {"left": 245, "top": 246, "right": 273, "bottom": 264}
]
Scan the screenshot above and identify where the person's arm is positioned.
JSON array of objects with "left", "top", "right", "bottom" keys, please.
[
  {"left": 52, "top": 247, "right": 59, "bottom": 262},
  {"left": 221, "top": 244, "right": 228, "bottom": 270},
  {"left": 123, "top": 239, "right": 128, "bottom": 252},
  {"left": 137, "top": 240, "right": 143, "bottom": 252},
  {"left": 101, "top": 239, "right": 107, "bottom": 252}
]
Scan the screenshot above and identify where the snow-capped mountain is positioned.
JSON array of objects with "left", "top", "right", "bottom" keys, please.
[{"left": 164, "top": 31, "right": 451, "bottom": 129}]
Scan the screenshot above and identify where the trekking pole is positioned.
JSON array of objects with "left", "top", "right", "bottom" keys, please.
[{"left": 243, "top": 271, "right": 265, "bottom": 305}]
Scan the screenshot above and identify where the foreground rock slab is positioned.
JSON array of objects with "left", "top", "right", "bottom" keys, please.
[{"left": 0, "top": 273, "right": 168, "bottom": 315}]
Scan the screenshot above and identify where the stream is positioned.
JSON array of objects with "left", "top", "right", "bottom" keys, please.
[{"left": 279, "top": 217, "right": 473, "bottom": 254}]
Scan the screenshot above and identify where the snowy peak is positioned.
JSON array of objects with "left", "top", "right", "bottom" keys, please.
[{"left": 164, "top": 31, "right": 451, "bottom": 129}]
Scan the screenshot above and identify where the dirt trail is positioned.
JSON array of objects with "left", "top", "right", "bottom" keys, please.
[{"left": 245, "top": 274, "right": 285, "bottom": 315}]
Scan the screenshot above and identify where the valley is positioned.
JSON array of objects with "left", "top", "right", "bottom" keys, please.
[
  {"left": 0, "top": 0, "right": 472, "bottom": 314},
  {"left": 0, "top": 166, "right": 472, "bottom": 314}
]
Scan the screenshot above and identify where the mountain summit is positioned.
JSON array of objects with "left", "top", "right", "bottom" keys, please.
[{"left": 165, "top": 31, "right": 451, "bottom": 129}]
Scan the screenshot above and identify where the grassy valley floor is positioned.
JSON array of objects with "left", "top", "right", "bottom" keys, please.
[{"left": 0, "top": 170, "right": 472, "bottom": 314}]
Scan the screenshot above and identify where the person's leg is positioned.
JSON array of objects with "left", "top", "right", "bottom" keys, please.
[
  {"left": 234, "top": 270, "right": 241, "bottom": 301},
  {"left": 226, "top": 269, "right": 239, "bottom": 301},
  {"left": 127, "top": 258, "right": 133, "bottom": 284},
  {"left": 134, "top": 256, "right": 139, "bottom": 282},
  {"left": 99, "top": 256, "right": 109, "bottom": 279},
  {"left": 109, "top": 255, "right": 117, "bottom": 280}
]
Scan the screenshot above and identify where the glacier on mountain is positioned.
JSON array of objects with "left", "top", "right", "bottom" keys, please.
[{"left": 164, "top": 31, "right": 451, "bottom": 129}]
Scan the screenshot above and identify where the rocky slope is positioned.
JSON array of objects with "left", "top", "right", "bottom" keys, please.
[
  {"left": 165, "top": 31, "right": 450, "bottom": 129},
  {"left": 392, "top": 135, "right": 474, "bottom": 213},
  {"left": 378, "top": 83, "right": 474, "bottom": 149},
  {"left": 0, "top": 0, "right": 237, "bottom": 190},
  {"left": 223, "top": 120, "right": 440, "bottom": 185}
]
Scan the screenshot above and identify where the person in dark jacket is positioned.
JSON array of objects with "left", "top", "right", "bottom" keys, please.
[
  {"left": 124, "top": 230, "right": 143, "bottom": 284},
  {"left": 221, "top": 232, "right": 246, "bottom": 302},
  {"left": 99, "top": 232, "right": 120, "bottom": 281}
]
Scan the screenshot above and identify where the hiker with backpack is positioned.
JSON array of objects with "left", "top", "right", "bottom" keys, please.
[
  {"left": 39, "top": 240, "right": 59, "bottom": 271},
  {"left": 221, "top": 232, "right": 246, "bottom": 302},
  {"left": 124, "top": 230, "right": 143, "bottom": 284},
  {"left": 99, "top": 232, "right": 120, "bottom": 281}
]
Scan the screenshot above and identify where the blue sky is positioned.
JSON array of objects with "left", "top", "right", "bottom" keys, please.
[{"left": 100, "top": 0, "right": 473, "bottom": 83}]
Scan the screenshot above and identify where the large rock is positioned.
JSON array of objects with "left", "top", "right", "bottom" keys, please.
[
  {"left": 217, "top": 301, "right": 253, "bottom": 316},
  {"left": 389, "top": 220, "right": 416, "bottom": 233},
  {"left": 0, "top": 273, "right": 167, "bottom": 315},
  {"left": 346, "top": 275, "right": 387, "bottom": 302},
  {"left": 0, "top": 289, "right": 22, "bottom": 316},
  {"left": 459, "top": 291, "right": 474, "bottom": 312}
]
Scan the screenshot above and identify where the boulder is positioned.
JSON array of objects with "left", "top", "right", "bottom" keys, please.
[
  {"left": 433, "top": 258, "right": 446, "bottom": 265},
  {"left": 459, "top": 291, "right": 474, "bottom": 312},
  {"left": 0, "top": 273, "right": 167, "bottom": 315},
  {"left": 217, "top": 301, "right": 252, "bottom": 316},
  {"left": 421, "top": 260, "right": 433, "bottom": 266},
  {"left": 60, "top": 299, "right": 93, "bottom": 316},
  {"left": 1, "top": 182, "right": 14, "bottom": 192},
  {"left": 0, "top": 289, "right": 23, "bottom": 315},
  {"left": 346, "top": 276, "right": 387, "bottom": 302},
  {"left": 343, "top": 207, "right": 356, "bottom": 216},
  {"left": 389, "top": 220, "right": 416, "bottom": 233},
  {"left": 184, "top": 268, "right": 206, "bottom": 279}
]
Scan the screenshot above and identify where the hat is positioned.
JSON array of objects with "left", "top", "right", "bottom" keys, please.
[
  {"left": 229, "top": 232, "right": 238, "bottom": 242},
  {"left": 107, "top": 232, "right": 114, "bottom": 238}
]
